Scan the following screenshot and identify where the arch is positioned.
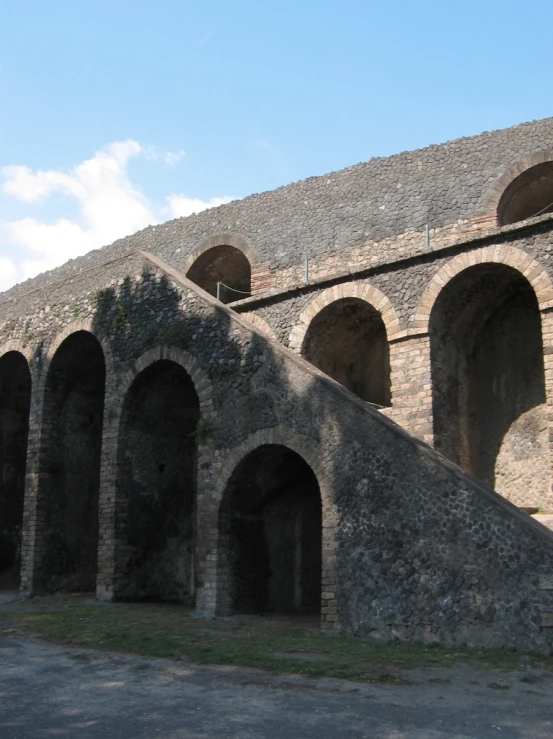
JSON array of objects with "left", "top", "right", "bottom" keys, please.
[
  {"left": 428, "top": 262, "right": 548, "bottom": 507},
  {"left": 0, "top": 339, "right": 34, "bottom": 364},
  {"left": 115, "top": 345, "right": 214, "bottom": 418},
  {"left": 241, "top": 313, "right": 278, "bottom": 341},
  {"left": 42, "top": 319, "right": 115, "bottom": 381},
  {"left": 182, "top": 234, "right": 258, "bottom": 273},
  {"left": 184, "top": 235, "right": 257, "bottom": 305},
  {"left": 483, "top": 149, "right": 553, "bottom": 223},
  {"left": 35, "top": 329, "right": 106, "bottom": 592},
  {"left": 414, "top": 246, "right": 553, "bottom": 332},
  {"left": 114, "top": 356, "right": 200, "bottom": 602},
  {"left": 290, "top": 285, "right": 399, "bottom": 406},
  {"left": 212, "top": 428, "right": 337, "bottom": 622},
  {"left": 111, "top": 345, "right": 213, "bottom": 602},
  {"left": 289, "top": 283, "right": 402, "bottom": 349},
  {"left": 0, "top": 350, "right": 31, "bottom": 588}
]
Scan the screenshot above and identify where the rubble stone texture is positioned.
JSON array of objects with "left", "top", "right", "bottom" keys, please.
[{"left": 3, "top": 118, "right": 553, "bottom": 652}]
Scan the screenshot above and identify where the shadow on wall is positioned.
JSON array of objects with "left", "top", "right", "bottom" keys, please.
[
  {"left": 301, "top": 297, "right": 391, "bottom": 406},
  {"left": 15, "top": 258, "right": 553, "bottom": 651},
  {"left": 0, "top": 352, "right": 31, "bottom": 589},
  {"left": 429, "top": 263, "right": 548, "bottom": 507},
  {"left": 75, "top": 269, "right": 329, "bottom": 612}
]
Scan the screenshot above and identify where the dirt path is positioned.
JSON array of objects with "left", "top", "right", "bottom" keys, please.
[{"left": 1, "top": 634, "right": 552, "bottom": 738}]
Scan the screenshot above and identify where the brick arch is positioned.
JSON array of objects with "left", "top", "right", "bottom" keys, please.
[
  {"left": 182, "top": 233, "right": 259, "bottom": 274},
  {"left": 241, "top": 312, "right": 277, "bottom": 341},
  {"left": 114, "top": 344, "right": 215, "bottom": 427},
  {"left": 211, "top": 427, "right": 338, "bottom": 626},
  {"left": 288, "top": 283, "right": 402, "bottom": 351},
  {"left": 414, "top": 246, "right": 553, "bottom": 332},
  {"left": 0, "top": 339, "right": 34, "bottom": 364},
  {"left": 482, "top": 149, "right": 553, "bottom": 219},
  {"left": 42, "top": 319, "right": 115, "bottom": 386}
]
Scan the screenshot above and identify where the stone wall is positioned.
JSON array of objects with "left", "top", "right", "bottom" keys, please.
[
  {"left": 233, "top": 221, "right": 553, "bottom": 509},
  {"left": 2, "top": 254, "right": 553, "bottom": 652},
  {"left": 2, "top": 118, "right": 553, "bottom": 307}
]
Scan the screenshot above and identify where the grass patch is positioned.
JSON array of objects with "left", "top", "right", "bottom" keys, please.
[{"left": 1, "top": 595, "right": 552, "bottom": 684}]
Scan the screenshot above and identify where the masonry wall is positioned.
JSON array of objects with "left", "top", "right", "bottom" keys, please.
[
  {"left": 2, "top": 118, "right": 553, "bottom": 309},
  {"left": 2, "top": 254, "right": 553, "bottom": 652},
  {"left": 234, "top": 220, "right": 553, "bottom": 509}
]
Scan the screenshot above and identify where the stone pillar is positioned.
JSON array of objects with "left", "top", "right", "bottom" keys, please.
[
  {"left": 381, "top": 332, "right": 433, "bottom": 445},
  {"left": 95, "top": 394, "right": 120, "bottom": 601},
  {"left": 540, "top": 309, "right": 553, "bottom": 503},
  {"left": 250, "top": 263, "right": 276, "bottom": 296},
  {"left": 320, "top": 501, "right": 339, "bottom": 630},
  {"left": 19, "top": 368, "right": 46, "bottom": 593},
  {"left": 193, "top": 448, "right": 220, "bottom": 616}
]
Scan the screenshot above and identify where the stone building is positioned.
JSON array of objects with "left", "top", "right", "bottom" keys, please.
[{"left": 2, "top": 117, "right": 553, "bottom": 652}]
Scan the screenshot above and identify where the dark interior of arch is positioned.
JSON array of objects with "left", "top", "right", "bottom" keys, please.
[
  {"left": 38, "top": 331, "right": 105, "bottom": 592},
  {"left": 220, "top": 444, "right": 322, "bottom": 615},
  {"left": 430, "top": 264, "right": 545, "bottom": 488},
  {"left": 498, "top": 161, "right": 553, "bottom": 225},
  {"left": 0, "top": 352, "right": 31, "bottom": 588},
  {"left": 301, "top": 297, "right": 391, "bottom": 406},
  {"left": 186, "top": 245, "right": 251, "bottom": 304},
  {"left": 117, "top": 360, "right": 199, "bottom": 602}
]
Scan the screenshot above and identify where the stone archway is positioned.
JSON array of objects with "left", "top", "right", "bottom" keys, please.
[
  {"left": 289, "top": 285, "right": 400, "bottom": 406},
  {"left": 202, "top": 428, "right": 338, "bottom": 627},
  {"left": 35, "top": 330, "right": 106, "bottom": 592},
  {"left": 428, "top": 262, "right": 549, "bottom": 507},
  {"left": 481, "top": 150, "right": 553, "bottom": 227},
  {"left": 414, "top": 246, "right": 553, "bottom": 330},
  {"left": 217, "top": 444, "right": 322, "bottom": 616},
  {"left": 185, "top": 236, "right": 256, "bottom": 304},
  {"left": 114, "top": 358, "right": 200, "bottom": 602},
  {"left": 0, "top": 350, "right": 31, "bottom": 588}
]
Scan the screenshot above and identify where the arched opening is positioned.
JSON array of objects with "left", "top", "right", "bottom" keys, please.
[
  {"left": 430, "top": 264, "right": 547, "bottom": 506},
  {"left": 116, "top": 360, "right": 199, "bottom": 602},
  {"left": 0, "top": 352, "right": 31, "bottom": 588},
  {"left": 218, "top": 445, "right": 322, "bottom": 616},
  {"left": 186, "top": 245, "right": 251, "bottom": 304},
  {"left": 301, "top": 297, "right": 391, "bottom": 406},
  {"left": 37, "top": 331, "right": 105, "bottom": 591},
  {"left": 497, "top": 161, "right": 553, "bottom": 225}
]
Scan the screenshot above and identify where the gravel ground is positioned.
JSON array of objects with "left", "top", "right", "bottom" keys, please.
[{"left": 1, "top": 634, "right": 552, "bottom": 738}]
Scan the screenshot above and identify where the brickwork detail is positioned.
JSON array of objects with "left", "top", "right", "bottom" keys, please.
[
  {"left": 289, "top": 283, "right": 402, "bottom": 351},
  {"left": 3, "top": 119, "right": 553, "bottom": 653}
]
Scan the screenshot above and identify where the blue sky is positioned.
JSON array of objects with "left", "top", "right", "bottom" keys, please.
[{"left": 1, "top": 0, "right": 552, "bottom": 290}]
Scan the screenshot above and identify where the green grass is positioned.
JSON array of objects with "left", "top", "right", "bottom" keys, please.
[{"left": 1, "top": 595, "right": 552, "bottom": 684}]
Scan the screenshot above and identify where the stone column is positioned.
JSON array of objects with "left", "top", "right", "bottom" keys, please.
[
  {"left": 19, "top": 367, "right": 47, "bottom": 593},
  {"left": 95, "top": 396, "right": 120, "bottom": 601},
  {"left": 540, "top": 309, "right": 553, "bottom": 504},
  {"left": 381, "top": 332, "right": 433, "bottom": 445}
]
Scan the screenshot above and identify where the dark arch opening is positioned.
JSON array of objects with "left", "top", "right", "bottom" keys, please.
[
  {"left": 37, "top": 331, "right": 105, "bottom": 592},
  {"left": 497, "top": 161, "right": 553, "bottom": 226},
  {"left": 301, "top": 297, "right": 391, "bottom": 406},
  {"left": 430, "top": 264, "right": 547, "bottom": 506},
  {"left": 186, "top": 245, "right": 251, "bottom": 304},
  {"left": 116, "top": 360, "right": 199, "bottom": 602},
  {"left": 0, "top": 352, "right": 31, "bottom": 588},
  {"left": 218, "top": 445, "right": 322, "bottom": 616}
]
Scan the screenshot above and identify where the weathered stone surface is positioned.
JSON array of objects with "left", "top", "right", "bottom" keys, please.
[{"left": 2, "top": 118, "right": 553, "bottom": 653}]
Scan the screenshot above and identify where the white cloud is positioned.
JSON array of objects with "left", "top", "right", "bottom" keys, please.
[
  {"left": 164, "top": 149, "right": 186, "bottom": 166},
  {"left": 167, "top": 194, "right": 235, "bottom": 219},
  {"left": 0, "top": 141, "right": 235, "bottom": 291}
]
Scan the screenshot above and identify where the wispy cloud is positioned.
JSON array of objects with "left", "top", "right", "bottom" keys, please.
[
  {"left": 164, "top": 149, "right": 186, "bottom": 166},
  {"left": 0, "top": 141, "right": 236, "bottom": 291},
  {"left": 196, "top": 20, "right": 224, "bottom": 48}
]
